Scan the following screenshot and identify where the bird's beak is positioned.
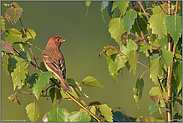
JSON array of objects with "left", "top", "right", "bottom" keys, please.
[{"left": 61, "top": 39, "right": 65, "bottom": 43}]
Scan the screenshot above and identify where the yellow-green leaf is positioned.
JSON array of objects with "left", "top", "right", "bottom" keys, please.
[
  {"left": 1, "top": 16, "right": 5, "bottom": 31},
  {"left": 133, "top": 78, "right": 144, "bottom": 108},
  {"left": 25, "top": 102, "right": 40, "bottom": 122},
  {"left": 149, "top": 57, "right": 164, "bottom": 84},
  {"left": 108, "top": 18, "right": 124, "bottom": 43},
  {"left": 81, "top": 76, "right": 104, "bottom": 88},
  {"left": 11, "top": 65, "right": 27, "bottom": 90},
  {"left": 129, "top": 50, "right": 138, "bottom": 75},
  {"left": 97, "top": 104, "right": 113, "bottom": 122}
]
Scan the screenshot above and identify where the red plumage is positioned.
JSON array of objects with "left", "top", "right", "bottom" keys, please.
[{"left": 42, "top": 37, "right": 72, "bottom": 92}]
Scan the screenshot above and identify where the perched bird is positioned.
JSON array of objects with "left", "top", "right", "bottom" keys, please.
[{"left": 42, "top": 37, "right": 72, "bottom": 92}]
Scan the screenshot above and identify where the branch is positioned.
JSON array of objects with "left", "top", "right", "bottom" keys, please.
[
  {"left": 50, "top": 78, "right": 101, "bottom": 122},
  {"left": 166, "top": 1, "right": 173, "bottom": 122}
]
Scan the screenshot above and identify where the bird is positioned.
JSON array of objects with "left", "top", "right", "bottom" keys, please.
[{"left": 42, "top": 37, "right": 72, "bottom": 92}]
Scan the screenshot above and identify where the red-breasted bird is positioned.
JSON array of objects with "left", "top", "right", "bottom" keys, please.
[{"left": 42, "top": 37, "right": 72, "bottom": 92}]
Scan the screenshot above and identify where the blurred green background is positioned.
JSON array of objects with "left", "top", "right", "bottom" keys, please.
[{"left": 1, "top": 1, "right": 170, "bottom": 122}]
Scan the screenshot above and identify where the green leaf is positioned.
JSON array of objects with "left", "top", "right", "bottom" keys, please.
[
  {"left": 127, "top": 39, "right": 137, "bottom": 53},
  {"left": 123, "top": 9, "right": 137, "bottom": 31},
  {"left": 113, "top": 111, "right": 125, "bottom": 122},
  {"left": 48, "top": 108, "right": 69, "bottom": 122},
  {"left": 107, "top": 54, "right": 117, "bottom": 80},
  {"left": 85, "top": 1, "right": 91, "bottom": 7},
  {"left": 149, "top": 86, "right": 161, "bottom": 97},
  {"left": 147, "top": 25, "right": 156, "bottom": 43},
  {"left": 97, "top": 104, "right": 113, "bottom": 122},
  {"left": 20, "top": 29, "right": 36, "bottom": 39},
  {"left": 81, "top": 76, "right": 104, "bottom": 88},
  {"left": 129, "top": 50, "right": 138, "bottom": 75},
  {"left": 27, "top": 73, "right": 39, "bottom": 89},
  {"left": 1, "top": 16, "right": 5, "bottom": 31},
  {"left": 40, "top": 61, "right": 48, "bottom": 72},
  {"left": 116, "top": 54, "right": 126, "bottom": 72},
  {"left": 49, "top": 87, "right": 62, "bottom": 108},
  {"left": 160, "top": 50, "right": 174, "bottom": 68},
  {"left": 25, "top": 102, "right": 40, "bottom": 122},
  {"left": 11, "top": 65, "right": 27, "bottom": 90},
  {"left": 164, "top": 15, "right": 182, "bottom": 44},
  {"left": 158, "top": 36, "right": 167, "bottom": 49},
  {"left": 139, "top": 46, "right": 150, "bottom": 52},
  {"left": 6, "top": 28, "right": 22, "bottom": 37},
  {"left": 119, "top": 42, "right": 128, "bottom": 55},
  {"left": 100, "top": 1, "right": 108, "bottom": 12},
  {"left": 149, "top": 57, "right": 164, "bottom": 84},
  {"left": 114, "top": 1, "right": 129, "bottom": 15},
  {"left": 108, "top": 18, "right": 124, "bottom": 43},
  {"left": 6, "top": 7, "right": 23, "bottom": 23},
  {"left": 173, "top": 61, "right": 182, "bottom": 93},
  {"left": 8, "top": 57, "right": 17, "bottom": 75},
  {"left": 32, "top": 71, "right": 52, "bottom": 99},
  {"left": 107, "top": 2, "right": 116, "bottom": 19},
  {"left": 151, "top": 54, "right": 159, "bottom": 59},
  {"left": 85, "top": 1, "right": 91, "bottom": 16},
  {"left": 5, "top": 35, "right": 22, "bottom": 44},
  {"left": 149, "top": 6, "right": 167, "bottom": 39},
  {"left": 68, "top": 111, "right": 91, "bottom": 122},
  {"left": 149, "top": 101, "right": 159, "bottom": 115},
  {"left": 133, "top": 78, "right": 144, "bottom": 107},
  {"left": 100, "top": 1, "right": 108, "bottom": 22}
]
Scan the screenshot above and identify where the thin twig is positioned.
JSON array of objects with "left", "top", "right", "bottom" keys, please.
[
  {"left": 161, "top": 1, "right": 176, "bottom": 14},
  {"left": 13, "top": 48, "right": 43, "bottom": 73},
  {"left": 74, "top": 87, "right": 89, "bottom": 109},
  {"left": 138, "top": 1, "right": 149, "bottom": 20},
  {"left": 140, "top": 69, "right": 149, "bottom": 78},
  {"left": 1, "top": 29, "right": 6, "bottom": 35},
  {"left": 158, "top": 102, "right": 166, "bottom": 122},
  {"left": 156, "top": 1, "right": 168, "bottom": 14},
  {"left": 19, "top": 18, "right": 38, "bottom": 68}
]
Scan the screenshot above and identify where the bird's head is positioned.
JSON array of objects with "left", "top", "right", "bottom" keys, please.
[{"left": 46, "top": 37, "right": 65, "bottom": 48}]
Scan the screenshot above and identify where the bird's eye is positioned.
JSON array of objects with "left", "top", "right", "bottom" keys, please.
[{"left": 57, "top": 38, "right": 60, "bottom": 41}]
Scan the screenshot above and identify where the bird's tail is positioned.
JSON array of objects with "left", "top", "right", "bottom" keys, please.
[{"left": 60, "top": 78, "right": 72, "bottom": 92}]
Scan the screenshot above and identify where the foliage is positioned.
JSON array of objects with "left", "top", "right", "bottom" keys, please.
[
  {"left": 1, "top": 1, "right": 182, "bottom": 122},
  {"left": 90, "top": 1, "right": 182, "bottom": 122}
]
